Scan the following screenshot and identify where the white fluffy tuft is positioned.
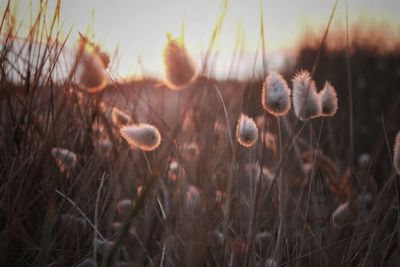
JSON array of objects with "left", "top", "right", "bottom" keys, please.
[
  {"left": 292, "top": 70, "right": 322, "bottom": 121},
  {"left": 236, "top": 114, "right": 259, "bottom": 148},
  {"left": 319, "top": 81, "right": 338, "bottom": 117},
  {"left": 163, "top": 37, "right": 197, "bottom": 90},
  {"left": 120, "top": 123, "right": 161, "bottom": 151},
  {"left": 262, "top": 72, "right": 291, "bottom": 116},
  {"left": 111, "top": 107, "right": 131, "bottom": 126},
  {"left": 332, "top": 202, "right": 350, "bottom": 226},
  {"left": 77, "top": 39, "right": 108, "bottom": 93}
]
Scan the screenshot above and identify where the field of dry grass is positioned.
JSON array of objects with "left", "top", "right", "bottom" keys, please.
[{"left": 1, "top": 1, "right": 400, "bottom": 266}]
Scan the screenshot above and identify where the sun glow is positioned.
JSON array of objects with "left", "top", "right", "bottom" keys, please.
[{"left": 2, "top": 0, "right": 400, "bottom": 80}]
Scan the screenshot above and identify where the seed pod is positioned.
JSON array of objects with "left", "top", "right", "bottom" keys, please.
[
  {"left": 137, "top": 186, "right": 143, "bottom": 198},
  {"left": 96, "top": 139, "right": 112, "bottom": 156},
  {"left": 262, "top": 72, "right": 291, "bottom": 116},
  {"left": 264, "top": 132, "right": 277, "bottom": 156},
  {"left": 292, "top": 70, "right": 321, "bottom": 121},
  {"left": 116, "top": 199, "right": 133, "bottom": 216},
  {"left": 182, "top": 142, "right": 200, "bottom": 160},
  {"left": 51, "top": 147, "right": 77, "bottom": 171},
  {"left": 120, "top": 123, "right": 161, "bottom": 151},
  {"left": 186, "top": 185, "right": 200, "bottom": 209},
  {"left": 332, "top": 202, "right": 350, "bottom": 226},
  {"left": 236, "top": 114, "right": 259, "bottom": 148},
  {"left": 357, "top": 153, "right": 371, "bottom": 168},
  {"left": 168, "top": 160, "right": 180, "bottom": 182},
  {"left": 77, "top": 38, "right": 108, "bottom": 93},
  {"left": 163, "top": 36, "right": 197, "bottom": 90},
  {"left": 111, "top": 107, "right": 131, "bottom": 126},
  {"left": 319, "top": 81, "right": 338, "bottom": 117}
]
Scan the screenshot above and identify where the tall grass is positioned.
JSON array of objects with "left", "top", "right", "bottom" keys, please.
[{"left": 1, "top": 1, "right": 400, "bottom": 266}]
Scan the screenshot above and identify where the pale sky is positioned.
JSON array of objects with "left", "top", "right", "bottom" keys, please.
[{"left": 2, "top": 0, "right": 400, "bottom": 79}]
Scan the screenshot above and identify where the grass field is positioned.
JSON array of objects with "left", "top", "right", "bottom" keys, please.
[{"left": 1, "top": 1, "right": 400, "bottom": 266}]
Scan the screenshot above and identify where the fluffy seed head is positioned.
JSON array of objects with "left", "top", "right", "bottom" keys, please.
[
  {"left": 120, "top": 123, "right": 161, "bottom": 151},
  {"left": 255, "top": 115, "right": 266, "bottom": 129},
  {"left": 332, "top": 202, "right": 350, "bottom": 226},
  {"left": 99, "top": 101, "right": 110, "bottom": 114},
  {"left": 95, "top": 139, "right": 113, "bottom": 156},
  {"left": 77, "top": 38, "right": 108, "bottom": 93},
  {"left": 163, "top": 36, "right": 197, "bottom": 90},
  {"left": 187, "top": 185, "right": 200, "bottom": 201},
  {"left": 394, "top": 132, "right": 400, "bottom": 175},
  {"left": 236, "top": 114, "right": 259, "bottom": 147},
  {"left": 51, "top": 147, "right": 77, "bottom": 171},
  {"left": 358, "top": 153, "right": 371, "bottom": 168},
  {"left": 68, "top": 87, "right": 84, "bottom": 106},
  {"left": 262, "top": 72, "right": 291, "bottom": 116},
  {"left": 319, "top": 81, "right": 338, "bottom": 117},
  {"left": 168, "top": 160, "right": 180, "bottom": 181},
  {"left": 169, "top": 160, "right": 179, "bottom": 173},
  {"left": 93, "top": 239, "right": 113, "bottom": 255},
  {"left": 292, "top": 70, "right": 322, "bottom": 121},
  {"left": 116, "top": 199, "right": 133, "bottom": 216},
  {"left": 137, "top": 186, "right": 143, "bottom": 197},
  {"left": 182, "top": 142, "right": 200, "bottom": 160},
  {"left": 111, "top": 221, "right": 122, "bottom": 232},
  {"left": 182, "top": 113, "right": 195, "bottom": 132},
  {"left": 214, "top": 120, "right": 227, "bottom": 136},
  {"left": 186, "top": 185, "right": 200, "bottom": 209},
  {"left": 215, "top": 190, "right": 224, "bottom": 206},
  {"left": 91, "top": 121, "right": 105, "bottom": 137},
  {"left": 245, "top": 163, "right": 274, "bottom": 184},
  {"left": 111, "top": 107, "right": 131, "bottom": 126},
  {"left": 264, "top": 132, "right": 277, "bottom": 156}
]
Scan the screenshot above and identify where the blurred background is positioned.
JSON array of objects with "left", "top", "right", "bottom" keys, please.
[{"left": 3, "top": 0, "right": 400, "bottom": 78}]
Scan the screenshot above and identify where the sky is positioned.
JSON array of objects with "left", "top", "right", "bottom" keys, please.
[{"left": 2, "top": 0, "right": 400, "bottom": 79}]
